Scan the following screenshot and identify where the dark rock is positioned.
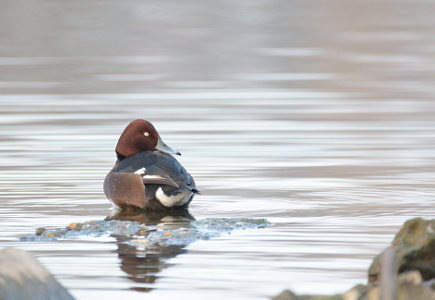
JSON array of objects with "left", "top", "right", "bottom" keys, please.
[
  {"left": 0, "top": 247, "right": 75, "bottom": 300},
  {"left": 368, "top": 218, "right": 435, "bottom": 283}
]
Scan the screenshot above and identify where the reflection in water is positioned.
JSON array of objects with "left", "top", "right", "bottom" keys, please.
[
  {"left": 108, "top": 210, "right": 194, "bottom": 292},
  {"left": 107, "top": 209, "right": 195, "bottom": 225},
  {"left": 117, "top": 240, "right": 186, "bottom": 292}
]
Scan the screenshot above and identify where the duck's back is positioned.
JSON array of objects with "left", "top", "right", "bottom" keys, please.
[{"left": 114, "top": 150, "right": 192, "bottom": 185}]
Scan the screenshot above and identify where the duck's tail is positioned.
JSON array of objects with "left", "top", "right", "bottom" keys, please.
[{"left": 191, "top": 188, "right": 201, "bottom": 194}]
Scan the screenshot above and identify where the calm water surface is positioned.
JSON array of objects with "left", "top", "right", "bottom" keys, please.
[{"left": 1, "top": 1, "right": 435, "bottom": 299}]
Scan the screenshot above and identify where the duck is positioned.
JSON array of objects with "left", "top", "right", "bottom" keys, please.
[{"left": 104, "top": 119, "right": 198, "bottom": 211}]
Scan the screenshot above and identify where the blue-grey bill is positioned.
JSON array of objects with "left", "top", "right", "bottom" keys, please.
[{"left": 156, "top": 137, "right": 181, "bottom": 155}]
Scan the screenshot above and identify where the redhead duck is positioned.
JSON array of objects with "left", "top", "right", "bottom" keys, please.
[{"left": 104, "top": 119, "right": 198, "bottom": 211}]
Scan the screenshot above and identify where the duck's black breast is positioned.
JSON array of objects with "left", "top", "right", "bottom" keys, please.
[{"left": 114, "top": 150, "right": 192, "bottom": 186}]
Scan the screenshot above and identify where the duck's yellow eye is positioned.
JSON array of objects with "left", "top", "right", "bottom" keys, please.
[{"left": 144, "top": 132, "right": 149, "bottom": 137}]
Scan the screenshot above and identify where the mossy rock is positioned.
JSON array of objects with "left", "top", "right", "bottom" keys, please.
[{"left": 368, "top": 218, "right": 435, "bottom": 283}]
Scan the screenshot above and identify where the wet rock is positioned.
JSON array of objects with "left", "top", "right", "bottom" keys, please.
[
  {"left": 35, "top": 227, "right": 46, "bottom": 236},
  {"left": 272, "top": 217, "right": 435, "bottom": 300},
  {"left": 425, "top": 278, "right": 435, "bottom": 290},
  {"left": 271, "top": 290, "right": 299, "bottom": 300},
  {"left": 0, "top": 247, "right": 74, "bottom": 300},
  {"left": 368, "top": 218, "right": 435, "bottom": 283},
  {"left": 21, "top": 217, "right": 271, "bottom": 247},
  {"left": 273, "top": 272, "right": 435, "bottom": 300},
  {"left": 21, "top": 220, "right": 150, "bottom": 241},
  {"left": 66, "top": 222, "right": 83, "bottom": 230},
  {"left": 271, "top": 289, "right": 340, "bottom": 300},
  {"left": 363, "top": 271, "right": 435, "bottom": 300},
  {"left": 341, "top": 284, "right": 369, "bottom": 300},
  {"left": 395, "top": 271, "right": 434, "bottom": 300}
]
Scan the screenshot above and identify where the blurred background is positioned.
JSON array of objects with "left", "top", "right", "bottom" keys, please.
[{"left": 1, "top": 0, "right": 435, "bottom": 299}]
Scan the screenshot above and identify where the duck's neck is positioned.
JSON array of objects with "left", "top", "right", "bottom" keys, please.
[{"left": 116, "top": 151, "right": 126, "bottom": 161}]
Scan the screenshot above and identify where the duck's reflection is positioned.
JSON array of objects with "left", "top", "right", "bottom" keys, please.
[{"left": 106, "top": 209, "right": 195, "bottom": 292}]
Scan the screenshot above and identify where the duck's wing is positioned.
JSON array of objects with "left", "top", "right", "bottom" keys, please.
[
  {"left": 114, "top": 151, "right": 193, "bottom": 190},
  {"left": 133, "top": 167, "right": 179, "bottom": 188}
]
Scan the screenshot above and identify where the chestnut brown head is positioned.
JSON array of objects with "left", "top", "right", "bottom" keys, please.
[{"left": 115, "top": 119, "right": 180, "bottom": 159}]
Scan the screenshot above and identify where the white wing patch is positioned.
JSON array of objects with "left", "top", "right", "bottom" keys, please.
[
  {"left": 134, "top": 168, "right": 146, "bottom": 175},
  {"left": 155, "top": 187, "right": 192, "bottom": 207},
  {"left": 134, "top": 167, "right": 188, "bottom": 206}
]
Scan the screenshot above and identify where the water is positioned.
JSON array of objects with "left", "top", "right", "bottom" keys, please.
[{"left": 1, "top": 0, "right": 435, "bottom": 299}]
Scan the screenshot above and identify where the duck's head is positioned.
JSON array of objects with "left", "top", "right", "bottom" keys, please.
[{"left": 115, "top": 119, "right": 180, "bottom": 160}]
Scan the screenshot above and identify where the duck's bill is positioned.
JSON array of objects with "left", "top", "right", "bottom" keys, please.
[{"left": 156, "top": 137, "right": 181, "bottom": 155}]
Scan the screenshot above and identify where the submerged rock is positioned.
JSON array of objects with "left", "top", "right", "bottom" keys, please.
[
  {"left": 22, "top": 219, "right": 148, "bottom": 241},
  {"left": 21, "top": 217, "right": 271, "bottom": 248},
  {"left": 129, "top": 217, "right": 271, "bottom": 247},
  {"left": 0, "top": 247, "right": 74, "bottom": 300}
]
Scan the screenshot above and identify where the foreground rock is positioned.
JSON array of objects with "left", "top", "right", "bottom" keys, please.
[
  {"left": 369, "top": 218, "right": 435, "bottom": 283},
  {"left": 272, "top": 289, "right": 340, "bottom": 300},
  {"left": 0, "top": 247, "right": 75, "bottom": 300},
  {"left": 272, "top": 218, "right": 435, "bottom": 300}
]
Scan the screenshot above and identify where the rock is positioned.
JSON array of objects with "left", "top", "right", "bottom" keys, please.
[
  {"left": 364, "top": 271, "right": 435, "bottom": 300},
  {"left": 0, "top": 247, "right": 75, "bottom": 300},
  {"left": 342, "top": 284, "right": 370, "bottom": 300},
  {"left": 395, "top": 271, "right": 434, "bottom": 300},
  {"left": 368, "top": 218, "right": 435, "bottom": 283},
  {"left": 35, "top": 227, "right": 46, "bottom": 236},
  {"left": 21, "top": 217, "right": 272, "bottom": 246},
  {"left": 273, "top": 273, "right": 435, "bottom": 300},
  {"left": 424, "top": 278, "right": 435, "bottom": 290},
  {"left": 66, "top": 222, "right": 83, "bottom": 230},
  {"left": 272, "top": 218, "right": 435, "bottom": 300},
  {"left": 271, "top": 289, "right": 341, "bottom": 300},
  {"left": 271, "top": 290, "right": 300, "bottom": 300}
]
